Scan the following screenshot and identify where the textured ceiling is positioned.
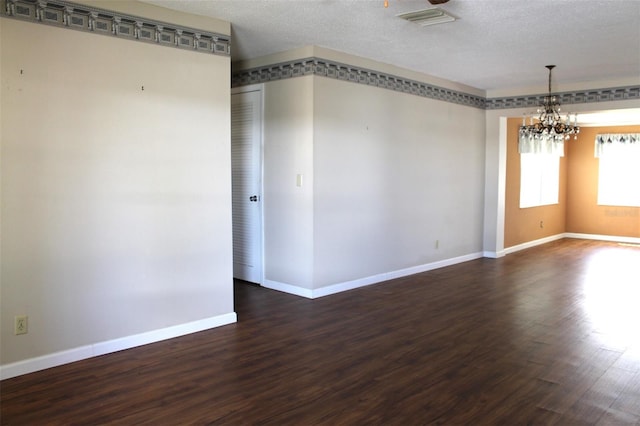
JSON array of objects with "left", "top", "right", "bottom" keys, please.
[{"left": 142, "top": 0, "right": 640, "bottom": 93}]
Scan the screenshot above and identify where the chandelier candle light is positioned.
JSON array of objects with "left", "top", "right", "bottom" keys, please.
[{"left": 519, "top": 65, "right": 580, "bottom": 145}]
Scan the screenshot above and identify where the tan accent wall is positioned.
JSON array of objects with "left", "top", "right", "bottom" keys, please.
[
  {"left": 505, "top": 119, "right": 640, "bottom": 248},
  {"left": 566, "top": 124, "right": 640, "bottom": 237},
  {"left": 504, "top": 118, "right": 567, "bottom": 248}
]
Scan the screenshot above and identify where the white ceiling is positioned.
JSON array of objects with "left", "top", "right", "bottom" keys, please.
[{"left": 142, "top": 0, "right": 640, "bottom": 93}]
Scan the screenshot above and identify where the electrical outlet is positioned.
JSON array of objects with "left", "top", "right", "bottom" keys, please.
[
  {"left": 15, "top": 316, "right": 28, "bottom": 335},
  {"left": 435, "top": 240, "right": 439, "bottom": 249}
]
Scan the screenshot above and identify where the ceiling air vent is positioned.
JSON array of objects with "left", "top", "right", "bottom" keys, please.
[{"left": 397, "top": 7, "right": 456, "bottom": 27}]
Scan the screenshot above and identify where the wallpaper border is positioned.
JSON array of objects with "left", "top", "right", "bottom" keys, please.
[
  {"left": 487, "top": 87, "right": 640, "bottom": 110},
  {"left": 232, "top": 57, "right": 640, "bottom": 110},
  {"left": 1, "top": 0, "right": 231, "bottom": 57},
  {"left": 232, "top": 57, "right": 485, "bottom": 109}
]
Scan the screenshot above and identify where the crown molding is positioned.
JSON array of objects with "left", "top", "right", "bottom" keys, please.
[{"left": 1, "top": 0, "right": 230, "bottom": 56}]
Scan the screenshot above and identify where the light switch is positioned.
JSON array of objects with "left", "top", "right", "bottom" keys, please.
[{"left": 296, "top": 174, "right": 303, "bottom": 187}]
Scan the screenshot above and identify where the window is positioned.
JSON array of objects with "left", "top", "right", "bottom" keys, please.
[
  {"left": 596, "top": 134, "right": 640, "bottom": 207},
  {"left": 520, "top": 153, "right": 560, "bottom": 208}
]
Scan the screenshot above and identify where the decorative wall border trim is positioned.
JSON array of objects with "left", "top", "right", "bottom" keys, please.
[
  {"left": 232, "top": 57, "right": 486, "bottom": 109},
  {"left": 1, "top": 0, "right": 230, "bottom": 56},
  {"left": 486, "top": 86, "right": 640, "bottom": 110},
  {"left": 232, "top": 57, "right": 640, "bottom": 110}
]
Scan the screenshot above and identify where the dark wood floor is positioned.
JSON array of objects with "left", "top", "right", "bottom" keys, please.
[{"left": 2, "top": 239, "right": 640, "bottom": 425}]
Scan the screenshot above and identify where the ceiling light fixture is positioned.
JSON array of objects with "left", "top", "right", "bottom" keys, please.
[{"left": 520, "top": 65, "right": 580, "bottom": 144}]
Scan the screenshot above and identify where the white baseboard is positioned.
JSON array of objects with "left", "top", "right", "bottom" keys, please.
[
  {"left": 483, "top": 251, "right": 505, "bottom": 258},
  {"left": 263, "top": 280, "right": 314, "bottom": 298},
  {"left": 0, "top": 312, "right": 237, "bottom": 380},
  {"left": 564, "top": 233, "right": 640, "bottom": 245},
  {"left": 503, "top": 233, "right": 640, "bottom": 255},
  {"left": 503, "top": 233, "right": 565, "bottom": 255},
  {"left": 263, "top": 252, "right": 484, "bottom": 299}
]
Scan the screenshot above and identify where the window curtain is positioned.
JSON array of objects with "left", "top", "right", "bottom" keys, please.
[
  {"left": 594, "top": 133, "right": 640, "bottom": 158},
  {"left": 518, "top": 136, "right": 565, "bottom": 157},
  {"left": 595, "top": 133, "right": 640, "bottom": 207}
]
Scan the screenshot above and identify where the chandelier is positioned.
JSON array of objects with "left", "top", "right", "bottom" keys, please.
[{"left": 519, "top": 65, "right": 580, "bottom": 143}]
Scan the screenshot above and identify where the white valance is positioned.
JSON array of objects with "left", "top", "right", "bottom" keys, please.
[
  {"left": 595, "top": 133, "right": 640, "bottom": 158},
  {"left": 518, "top": 136, "right": 565, "bottom": 157}
]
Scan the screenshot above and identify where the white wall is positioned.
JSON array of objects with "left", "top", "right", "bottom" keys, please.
[
  {"left": 1, "top": 10, "right": 234, "bottom": 375},
  {"left": 313, "top": 77, "right": 486, "bottom": 288},
  {"left": 254, "top": 48, "right": 486, "bottom": 295},
  {"left": 263, "top": 77, "right": 315, "bottom": 289}
]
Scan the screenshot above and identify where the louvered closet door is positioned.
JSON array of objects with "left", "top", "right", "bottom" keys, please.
[{"left": 231, "top": 89, "right": 262, "bottom": 284}]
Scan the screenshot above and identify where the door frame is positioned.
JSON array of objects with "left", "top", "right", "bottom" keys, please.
[{"left": 231, "top": 84, "right": 265, "bottom": 285}]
